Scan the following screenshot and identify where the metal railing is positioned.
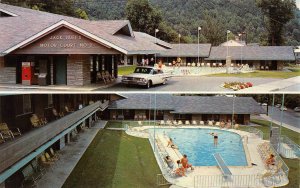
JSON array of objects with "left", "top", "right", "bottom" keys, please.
[
  {"left": 194, "top": 174, "right": 261, "bottom": 188},
  {"left": 280, "top": 135, "right": 300, "bottom": 159},
  {"left": 244, "top": 126, "right": 264, "bottom": 139}
]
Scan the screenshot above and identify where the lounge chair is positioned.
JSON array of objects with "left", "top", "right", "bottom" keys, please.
[
  {"left": 172, "top": 120, "right": 178, "bottom": 125},
  {"left": 208, "top": 121, "right": 214, "bottom": 126},
  {"left": 218, "top": 63, "right": 223, "bottom": 67},
  {"left": 185, "top": 120, "right": 190, "bottom": 125},
  {"left": 39, "top": 154, "right": 54, "bottom": 168},
  {"left": 234, "top": 124, "right": 239, "bottom": 129},
  {"left": 49, "top": 148, "right": 60, "bottom": 160},
  {"left": 134, "top": 115, "right": 138, "bottom": 120},
  {"left": 138, "top": 121, "right": 143, "bottom": 126},
  {"left": 215, "top": 122, "right": 220, "bottom": 127},
  {"left": 212, "top": 63, "right": 216, "bottom": 67},
  {"left": 142, "top": 115, "right": 147, "bottom": 120},
  {"left": 178, "top": 120, "right": 183, "bottom": 125},
  {"left": 200, "top": 121, "right": 204, "bottom": 125},
  {"left": 166, "top": 120, "right": 172, "bottom": 126},
  {"left": 197, "top": 63, "right": 201, "bottom": 67},
  {"left": 0, "top": 133, "right": 5, "bottom": 143},
  {"left": 206, "top": 63, "right": 211, "bottom": 67},
  {"left": 45, "top": 152, "right": 58, "bottom": 162},
  {"left": 192, "top": 120, "right": 197, "bottom": 125},
  {"left": 160, "top": 120, "right": 165, "bottom": 125},
  {"left": 30, "top": 114, "right": 45, "bottom": 128},
  {"left": 0, "top": 123, "right": 21, "bottom": 139}
]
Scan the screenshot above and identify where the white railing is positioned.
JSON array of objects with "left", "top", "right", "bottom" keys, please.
[
  {"left": 244, "top": 126, "right": 264, "bottom": 139},
  {"left": 194, "top": 174, "right": 261, "bottom": 188},
  {"left": 280, "top": 135, "right": 300, "bottom": 159}
]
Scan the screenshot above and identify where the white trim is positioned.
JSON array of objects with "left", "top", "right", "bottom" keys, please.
[
  {"left": 3, "top": 20, "right": 128, "bottom": 54},
  {"left": 0, "top": 8, "right": 18, "bottom": 17}
]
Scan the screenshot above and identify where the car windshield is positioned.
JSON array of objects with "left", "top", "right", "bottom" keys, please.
[{"left": 134, "top": 67, "right": 152, "bottom": 74}]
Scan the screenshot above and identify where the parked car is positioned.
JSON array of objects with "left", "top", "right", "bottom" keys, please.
[
  {"left": 275, "top": 104, "right": 281, "bottom": 108},
  {"left": 122, "top": 66, "right": 171, "bottom": 88},
  {"left": 261, "top": 103, "right": 268, "bottom": 106},
  {"left": 280, "top": 106, "right": 287, "bottom": 111},
  {"left": 294, "top": 107, "right": 300, "bottom": 112}
]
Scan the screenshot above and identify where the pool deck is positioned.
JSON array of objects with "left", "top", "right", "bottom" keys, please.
[{"left": 126, "top": 126, "right": 289, "bottom": 188}]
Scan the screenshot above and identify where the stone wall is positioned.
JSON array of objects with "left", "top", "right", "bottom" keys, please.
[
  {"left": 0, "top": 65, "right": 16, "bottom": 84},
  {"left": 67, "top": 55, "right": 90, "bottom": 86}
]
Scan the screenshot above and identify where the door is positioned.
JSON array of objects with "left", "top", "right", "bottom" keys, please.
[{"left": 54, "top": 56, "right": 67, "bottom": 85}]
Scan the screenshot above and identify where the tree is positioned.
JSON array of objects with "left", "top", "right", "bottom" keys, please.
[
  {"left": 125, "top": 0, "right": 162, "bottom": 34},
  {"left": 256, "top": 0, "right": 296, "bottom": 45},
  {"left": 2, "top": 0, "right": 89, "bottom": 20},
  {"left": 202, "top": 12, "right": 226, "bottom": 46}
]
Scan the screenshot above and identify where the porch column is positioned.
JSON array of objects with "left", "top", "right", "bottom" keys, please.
[
  {"left": 133, "top": 55, "right": 137, "bottom": 65},
  {"left": 66, "top": 133, "right": 71, "bottom": 144},
  {"left": 124, "top": 55, "right": 128, "bottom": 65}
]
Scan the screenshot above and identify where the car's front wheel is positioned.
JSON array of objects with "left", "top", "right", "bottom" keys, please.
[
  {"left": 162, "top": 79, "right": 167, "bottom": 85},
  {"left": 145, "top": 80, "right": 152, "bottom": 89}
]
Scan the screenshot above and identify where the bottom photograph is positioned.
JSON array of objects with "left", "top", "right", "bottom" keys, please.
[{"left": 0, "top": 93, "right": 299, "bottom": 188}]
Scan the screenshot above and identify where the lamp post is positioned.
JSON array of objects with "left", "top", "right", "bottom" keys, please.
[
  {"left": 232, "top": 94, "right": 235, "bottom": 128},
  {"left": 155, "top": 29, "right": 159, "bottom": 65},
  {"left": 226, "top": 30, "right": 231, "bottom": 73},
  {"left": 226, "top": 30, "right": 231, "bottom": 57},
  {"left": 178, "top": 33, "right": 181, "bottom": 61},
  {"left": 198, "top": 27, "right": 202, "bottom": 64},
  {"left": 238, "top": 33, "right": 243, "bottom": 66}
]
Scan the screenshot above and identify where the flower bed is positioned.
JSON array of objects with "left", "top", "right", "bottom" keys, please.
[{"left": 222, "top": 82, "right": 253, "bottom": 91}]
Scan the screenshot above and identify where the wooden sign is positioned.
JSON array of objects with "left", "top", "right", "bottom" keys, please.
[{"left": 13, "top": 27, "right": 119, "bottom": 55}]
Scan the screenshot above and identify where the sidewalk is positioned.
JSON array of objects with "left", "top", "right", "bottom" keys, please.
[
  {"left": 36, "top": 121, "right": 107, "bottom": 188},
  {"left": 243, "top": 76, "right": 300, "bottom": 93},
  {"left": 259, "top": 114, "right": 300, "bottom": 133},
  {"left": 0, "top": 80, "right": 119, "bottom": 92}
]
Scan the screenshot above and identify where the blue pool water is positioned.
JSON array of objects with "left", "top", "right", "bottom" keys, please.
[{"left": 151, "top": 128, "right": 248, "bottom": 166}]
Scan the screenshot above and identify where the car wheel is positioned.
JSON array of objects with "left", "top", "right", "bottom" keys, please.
[
  {"left": 146, "top": 80, "right": 152, "bottom": 89},
  {"left": 162, "top": 79, "right": 167, "bottom": 85}
]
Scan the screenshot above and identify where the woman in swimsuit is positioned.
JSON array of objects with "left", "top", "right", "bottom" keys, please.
[{"left": 167, "top": 138, "right": 178, "bottom": 149}]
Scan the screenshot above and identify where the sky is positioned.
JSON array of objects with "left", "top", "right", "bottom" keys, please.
[{"left": 297, "top": 0, "right": 300, "bottom": 9}]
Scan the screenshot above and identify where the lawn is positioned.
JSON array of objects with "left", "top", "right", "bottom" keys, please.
[
  {"left": 249, "top": 119, "right": 300, "bottom": 188},
  {"left": 106, "top": 121, "right": 158, "bottom": 128},
  {"left": 208, "top": 69, "right": 300, "bottom": 79},
  {"left": 118, "top": 65, "right": 137, "bottom": 76},
  {"left": 62, "top": 127, "right": 163, "bottom": 188}
]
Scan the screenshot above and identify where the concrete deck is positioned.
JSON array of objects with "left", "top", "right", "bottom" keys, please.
[
  {"left": 36, "top": 121, "right": 107, "bottom": 188},
  {"left": 126, "top": 126, "right": 289, "bottom": 188}
]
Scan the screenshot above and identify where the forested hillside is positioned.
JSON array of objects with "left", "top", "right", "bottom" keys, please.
[{"left": 75, "top": 0, "right": 300, "bottom": 45}]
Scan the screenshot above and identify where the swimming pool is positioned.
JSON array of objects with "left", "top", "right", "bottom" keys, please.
[{"left": 151, "top": 128, "right": 248, "bottom": 166}]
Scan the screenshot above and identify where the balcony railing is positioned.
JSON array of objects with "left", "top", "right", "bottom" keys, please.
[{"left": 0, "top": 101, "right": 105, "bottom": 174}]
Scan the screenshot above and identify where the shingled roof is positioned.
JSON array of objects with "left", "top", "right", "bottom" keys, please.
[
  {"left": 0, "top": 3, "right": 169, "bottom": 56},
  {"left": 205, "top": 46, "right": 295, "bottom": 61},
  {"left": 157, "top": 44, "right": 212, "bottom": 57},
  {"left": 109, "top": 94, "right": 266, "bottom": 115}
]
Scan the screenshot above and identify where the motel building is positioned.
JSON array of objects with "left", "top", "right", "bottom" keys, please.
[
  {"left": 0, "top": 3, "right": 297, "bottom": 86},
  {"left": 0, "top": 3, "right": 169, "bottom": 86},
  {"left": 0, "top": 93, "right": 125, "bottom": 187},
  {"left": 108, "top": 94, "right": 266, "bottom": 125}
]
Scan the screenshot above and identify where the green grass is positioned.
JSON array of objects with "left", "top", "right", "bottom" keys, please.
[
  {"left": 249, "top": 119, "right": 300, "bottom": 188},
  {"left": 118, "top": 65, "right": 137, "bottom": 76},
  {"left": 208, "top": 70, "right": 300, "bottom": 79},
  {"left": 106, "top": 121, "right": 158, "bottom": 128},
  {"left": 63, "top": 128, "right": 163, "bottom": 188},
  {"left": 250, "top": 119, "right": 300, "bottom": 145}
]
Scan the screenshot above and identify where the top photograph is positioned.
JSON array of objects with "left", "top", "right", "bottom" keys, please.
[{"left": 0, "top": 0, "right": 299, "bottom": 93}]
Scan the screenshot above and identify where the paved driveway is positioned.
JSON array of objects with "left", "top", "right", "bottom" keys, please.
[{"left": 101, "top": 76, "right": 280, "bottom": 92}]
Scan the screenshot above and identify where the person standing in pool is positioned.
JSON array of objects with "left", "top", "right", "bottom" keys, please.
[{"left": 209, "top": 132, "right": 220, "bottom": 146}]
